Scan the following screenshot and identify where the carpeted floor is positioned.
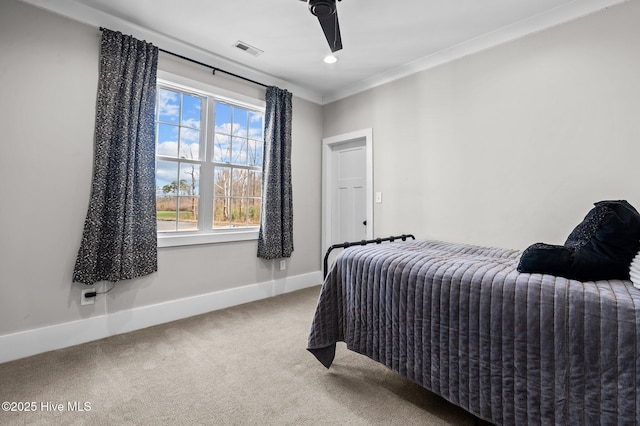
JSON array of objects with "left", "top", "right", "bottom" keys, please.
[{"left": 0, "top": 286, "right": 484, "bottom": 425}]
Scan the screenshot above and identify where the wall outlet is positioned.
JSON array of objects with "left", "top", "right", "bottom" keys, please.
[
  {"left": 279, "top": 259, "right": 286, "bottom": 271},
  {"left": 81, "top": 289, "right": 95, "bottom": 306}
]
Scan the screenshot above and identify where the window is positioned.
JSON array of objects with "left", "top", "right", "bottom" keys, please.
[{"left": 154, "top": 74, "right": 265, "bottom": 247}]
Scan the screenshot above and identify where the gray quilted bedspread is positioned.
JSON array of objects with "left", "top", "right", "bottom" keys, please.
[{"left": 307, "top": 240, "right": 640, "bottom": 425}]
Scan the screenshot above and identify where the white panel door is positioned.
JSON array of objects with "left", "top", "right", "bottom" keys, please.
[{"left": 329, "top": 139, "right": 367, "bottom": 267}]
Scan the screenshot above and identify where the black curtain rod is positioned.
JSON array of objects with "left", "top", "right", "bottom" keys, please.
[{"left": 99, "top": 27, "right": 269, "bottom": 89}]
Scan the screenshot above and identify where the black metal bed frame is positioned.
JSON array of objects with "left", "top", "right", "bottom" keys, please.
[{"left": 323, "top": 234, "right": 415, "bottom": 278}]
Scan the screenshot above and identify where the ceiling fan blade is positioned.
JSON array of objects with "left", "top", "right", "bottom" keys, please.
[{"left": 317, "top": 11, "right": 342, "bottom": 52}]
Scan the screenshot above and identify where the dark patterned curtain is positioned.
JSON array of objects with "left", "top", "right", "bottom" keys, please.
[
  {"left": 257, "top": 86, "right": 294, "bottom": 260},
  {"left": 73, "top": 29, "right": 159, "bottom": 285}
]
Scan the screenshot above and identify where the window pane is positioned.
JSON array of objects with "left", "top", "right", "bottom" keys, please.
[
  {"left": 233, "top": 107, "right": 248, "bottom": 138},
  {"left": 247, "top": 198, "right": 261, "bottom": 226},
  {"left": 156, "top": 160, "right": 179, "bottom": 232},
  {"left": 231, "top": 198, "right": 247, "bottom": 226},
  {"left": 156, "top": 197, "right": 178, "bottom": 232},
  {"left": 157, "top": 124, "right": 179, "bottom": 157},
  {"left": 158, "top": 89, "right": 180, "bottom": 124},
  {"left": 215, "top": 103, "right": 232, "bottom": 134},
  {"left": 232, "top": 137, "right": 247, "bottom": 165},
  {"left": 179, "top": 127, "right": 200, "bottom": 160},
  {"left": 156, "top": 160, "right": 179, "bottom": 195},
  {"left": 179, "top": 163, "right": 199, "bottom": 231},
  {"left": 248, "top": 139, "right": 263, "bottom": 167},
  {"left": 177, "top": 196, "right": 199, "bottom": 231},
  {"left": 181, "top": 94, "right": 201, "bottom": 129},
  {"left": 213, "top": 134, "right": 231, "bottom": 163},
  {"left": 179, "top": 163, "right": 200, "bottom": 196},
  {"left": 248, "top": 170, "right": 262, "bottom": 197},
  {"left": 232, "top": 169, "right": 248, "bottom": 198},
  {"left": 213, "top": 198, "right": 230, "bottom": 228},
  {"left": 214, "top": 167, "right": 231, "bottom": 197},
  {"left": 249, "top": 111, "right": 263, "bottom": 140}
]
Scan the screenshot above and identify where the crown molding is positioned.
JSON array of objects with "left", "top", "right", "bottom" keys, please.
[
  {"left": 19, "top": 0, "right": 628, "bottom": 106},
  {"left": 321, "top": 0, "right": 627, "bottom": 105}
]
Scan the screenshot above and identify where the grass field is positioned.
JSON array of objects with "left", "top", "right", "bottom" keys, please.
[{"left": 157, "top": 211, "right": 196, "bottom": 221}]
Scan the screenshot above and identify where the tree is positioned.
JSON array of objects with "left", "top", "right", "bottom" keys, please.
[
  {"left": 215, "top": 169, "right": 231, "bottom": 224},
  {"left": 179, "top": 145, "right": 199, "bottom": 220},
  {"left": 162, "top": 179, "right": 189, "bottom": 195},
  {"left": 184, "top": 164, "right": 198, "bottom": 220}
]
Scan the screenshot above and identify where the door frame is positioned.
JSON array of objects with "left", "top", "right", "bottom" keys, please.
[{"left": 321, "top": 128, "right": 373, "bottom": 268}]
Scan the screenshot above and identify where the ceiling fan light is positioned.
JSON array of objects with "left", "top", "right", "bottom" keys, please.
[{"left": 324, "top": 54, "right": 338, "bottom": 64}]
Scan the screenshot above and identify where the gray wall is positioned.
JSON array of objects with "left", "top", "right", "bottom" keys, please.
[
  {"left": 0, "top": 0, "right": 322, "bottom": 336},
  {"left": 323, "top": 1, "right": 640, "bottom": 250}
]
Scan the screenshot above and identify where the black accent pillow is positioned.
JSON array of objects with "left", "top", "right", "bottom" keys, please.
[{"left": 517, "top": 200, "right": 640, "bottom": 281}]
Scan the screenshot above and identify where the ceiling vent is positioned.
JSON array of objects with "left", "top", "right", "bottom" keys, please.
[{"left": 233, "top": 41, "right": 263, "bottom": 57}]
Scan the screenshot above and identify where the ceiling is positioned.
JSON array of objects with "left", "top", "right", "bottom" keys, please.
[{"left": 23, "top": 0, "right": 624, "bottom": 104}]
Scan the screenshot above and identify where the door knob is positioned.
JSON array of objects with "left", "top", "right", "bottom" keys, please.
[{"left": 362, "top": 220, "right": 367, "bottom": 226}]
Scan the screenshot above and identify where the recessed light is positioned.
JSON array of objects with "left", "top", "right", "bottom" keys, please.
[{"left": 323, "top": 54, "right": 338, "bottom": 64}]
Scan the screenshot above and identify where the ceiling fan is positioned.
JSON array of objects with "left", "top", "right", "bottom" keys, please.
[{"left": 300, "top": 0, "right": 343, "bottom": 52}]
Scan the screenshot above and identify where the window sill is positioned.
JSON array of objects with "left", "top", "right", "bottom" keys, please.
[{"left": 158, "top": 229, "right": 259, "bottom": 248}]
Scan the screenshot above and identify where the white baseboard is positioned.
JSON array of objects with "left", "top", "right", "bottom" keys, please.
[{"left": 0, "top": 271, "right": 322, "bottom": 364}]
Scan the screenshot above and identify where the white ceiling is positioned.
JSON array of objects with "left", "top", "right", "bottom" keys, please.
[{"left": 23, "top": 0, "right": 624, "bottom": 104}]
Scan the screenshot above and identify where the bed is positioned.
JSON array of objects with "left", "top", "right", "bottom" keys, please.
[{"left": 307, "top": 201, "right": 640, "bottom": 425}]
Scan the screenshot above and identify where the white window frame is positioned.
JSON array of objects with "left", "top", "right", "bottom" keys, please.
[{"left": 156, "top": 71, "right": 266, "bottom": 248}]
